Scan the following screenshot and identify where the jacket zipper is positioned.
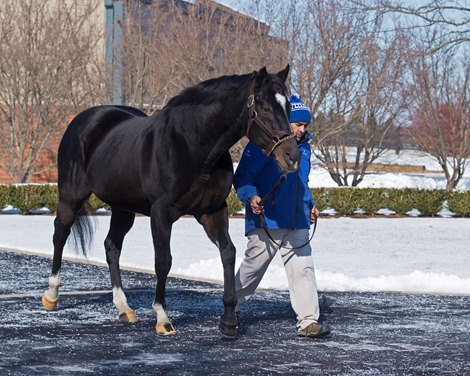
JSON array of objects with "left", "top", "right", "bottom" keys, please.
[
  {"left": 294, "top": 174, "right": 300, "bottom": 229},
  {"left": 271, "top": 181, "right": 276, "bottom": 210}
]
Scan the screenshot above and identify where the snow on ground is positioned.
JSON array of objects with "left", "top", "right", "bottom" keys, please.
[
  {"left": 0, "top": 215, "right": 469, "bottom": 296},
  {"left": 0, "top": 148, "right": 469, "bottom": 296}
]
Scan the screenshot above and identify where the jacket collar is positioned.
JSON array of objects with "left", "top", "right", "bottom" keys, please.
[{"left": 298, "top": 131, "right": 312, "bottom": 144}]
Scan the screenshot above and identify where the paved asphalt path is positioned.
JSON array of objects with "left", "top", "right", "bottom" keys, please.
[{"left": 1, "top": 249, "right": 469, "bottom": 375}]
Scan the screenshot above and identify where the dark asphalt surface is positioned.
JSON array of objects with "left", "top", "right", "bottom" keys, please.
[{"left": 1, "top": 249, "right": 469, "bottom": 375}]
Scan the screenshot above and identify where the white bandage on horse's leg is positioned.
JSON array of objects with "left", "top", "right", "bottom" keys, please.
[
  {"left": 44, "top": 273, "right": 61, "bottom": 302},
  {"left": 112, "top": 287, "right": 132, "bottom": 314}
]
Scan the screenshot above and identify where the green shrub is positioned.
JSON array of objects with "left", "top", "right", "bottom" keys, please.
[
  {"left": 447, "top": 191, "right": 470, "bottom": 217},
  {"left": 8, "top": 185, "right": 58, "bottom": 212},
  {"left": 311, "top": 188, "right": 329, "bottom": 212},
  {"left": 355, "top": 188, "right": 386, "bottom": 214},
  {"left": 87, "top": 194, "right": 111, "bottom": 212},
  {"left": 411, "top": 189, "right": 447, "bottom": 217},
  {"left": 327, "top": 187, "right": 358, "bottom": 215},
  {"left": 227, "top": 189, "right": 244, "bottom": 215},
  {"left": 385, "top": 188, "right": 420, "bottom": 215},
  {"left": 0, "top": 185, "right": 9, "bottom": 209}
]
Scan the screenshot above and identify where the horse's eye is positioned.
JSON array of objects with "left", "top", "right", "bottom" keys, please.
[{"left": 259, "top": 102, "right": 273, "bottom": 114}]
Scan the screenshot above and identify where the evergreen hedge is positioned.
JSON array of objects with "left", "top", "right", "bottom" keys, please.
[
  {"left": 309, "top": 187, "right": 450, "bottom": 217},
  {"left": 1, "top": 184, "right": 469, "bottom": 217},
  {"left": 447, "top": 190, "right": 470, "bottom": 217},
  {"left": 385, "top": 188, "right": 419, "bottom": 215},
  {"left": 7, "top": 185, "right": 58, "bottom": 212},
  {"left": 0, "top": 185, "right": 8, "bottom": 210}
]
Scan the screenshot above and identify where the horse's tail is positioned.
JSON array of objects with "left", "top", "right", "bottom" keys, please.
[{"left": 70, "top": 201, "right": 96, "bottom": 257}]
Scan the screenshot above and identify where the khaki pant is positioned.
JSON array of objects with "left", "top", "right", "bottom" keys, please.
[{"left": 235, "top": 228, "right": 320, "bottom": 330}]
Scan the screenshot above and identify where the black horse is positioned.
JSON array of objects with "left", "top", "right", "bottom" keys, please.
[{"left": 42, "top": 65, "right": 299, "bottom": 337}]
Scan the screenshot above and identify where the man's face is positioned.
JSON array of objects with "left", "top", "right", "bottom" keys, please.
[{"left": 291, "top": 122, "right": 308, "bottom": 141}]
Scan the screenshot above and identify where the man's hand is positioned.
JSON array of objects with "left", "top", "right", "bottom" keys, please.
[
  {"left": 250, "top": 195, "right": 264, "bottom": 215},
  {"left": 310, "top": 206, "right": 320, "bottom": 224}
]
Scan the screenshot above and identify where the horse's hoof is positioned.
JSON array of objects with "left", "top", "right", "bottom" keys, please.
[
  {"left": 119, "top": 310, "right": 138, "bottom": 324},
  {"left": 155, "top": 322, "right": 176, "bottom": 335},
  {"left": 42, "top": 293, "right": 57, "bottom": 311},
  {"left": 218, "top": 319, "right": 237, "bottom": 338}
]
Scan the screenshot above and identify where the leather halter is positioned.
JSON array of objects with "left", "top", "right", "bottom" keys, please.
[{"left": 246, "top": 94, "right": 295, "bottom": 156}]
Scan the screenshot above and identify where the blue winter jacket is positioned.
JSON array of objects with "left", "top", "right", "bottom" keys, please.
[{"left": 234, "top": 134, "right": 315, "bottom": 235}]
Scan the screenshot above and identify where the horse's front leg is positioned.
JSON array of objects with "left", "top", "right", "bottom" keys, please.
[
  {"left": 197, "top": 205, "right": 237, "bottom": 338},
  {"left": 150, "top": 204, "right": 178, "bottom": 335}
]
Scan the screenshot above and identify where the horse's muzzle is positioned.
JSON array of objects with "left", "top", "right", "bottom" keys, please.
[
  {"left": 272, "top": 139, "right": 300, "bottom": 173},
  {"left": 284, "top": 149, "right": 300, "bottom": 172}
]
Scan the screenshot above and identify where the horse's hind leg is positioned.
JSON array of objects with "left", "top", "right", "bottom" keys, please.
[
  {"left": 196, "top": 206, "right": 237, "bottom": 337},
  {"left": 42, "top": 196, "right": 90, "bottom": 310},
  {"left": 104, "top": 208, "right": 137, "bottom": 323}
]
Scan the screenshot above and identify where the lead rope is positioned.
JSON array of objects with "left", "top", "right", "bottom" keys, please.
[{"left": 258, "top": 175, "right": 318, "bottom": 250}]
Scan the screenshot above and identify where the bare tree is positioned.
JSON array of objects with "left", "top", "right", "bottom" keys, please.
[
  {"left": 347, "top": 0, "right": 470, "bottom": 189},
  {"left": 407, "top": 49, "right": 470, "bottom": 191},
  {"left": 261, "top": 0, "right": 408, "bottom": 186},
  {"left": 119, "top": 0, "right": 288, "bottom": 161},
  {"left": 313, "top": 19, "right": 411, "bottom": 186},
  {"left": 0, "top": 1, "right": 105, "bottom": 183},
  {"left": 120, "top": 0, "right": 287, "bottom": 113},
  {"left": 351, "top": 0, "right": 470, "bottom": 54}
]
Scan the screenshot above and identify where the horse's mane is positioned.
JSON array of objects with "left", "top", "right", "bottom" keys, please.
[{"left": 163, "top": 72, "right": 254, "bottom": 110}]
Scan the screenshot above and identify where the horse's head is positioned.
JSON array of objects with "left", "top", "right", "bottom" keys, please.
[{"left": 246, "top": 65, "right": 300, "bottom": 173}]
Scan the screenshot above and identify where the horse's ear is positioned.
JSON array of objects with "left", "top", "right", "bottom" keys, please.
[
  {"left": 277, "top": 64, "right": 290, "bottom": 82},
  {"left": 255, "top": 67, "right": 268, "bottom": 86}
]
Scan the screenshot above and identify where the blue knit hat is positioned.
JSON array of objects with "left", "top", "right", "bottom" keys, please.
[{"left": 289, "top": 94, "right": 311, "bottom": 124}]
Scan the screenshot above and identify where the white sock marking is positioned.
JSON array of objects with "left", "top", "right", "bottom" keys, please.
[
  {"left": 44, "top": 273, "right": 61, "bottom": 301},
  {"left": 153, "top": 302, "right": 170, "bottom": 324},
  {"left": 112, "top": 287, "right": 132, "bottom": 314}
]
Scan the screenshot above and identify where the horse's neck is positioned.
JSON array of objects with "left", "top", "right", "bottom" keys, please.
[{"left": 197, "top": 94, "right": 248, "bottom": 176}]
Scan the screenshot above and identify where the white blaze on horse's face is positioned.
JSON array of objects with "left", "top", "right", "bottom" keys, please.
[{"left": 275, "top": 93, "right": 287, "bottom": 114}]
